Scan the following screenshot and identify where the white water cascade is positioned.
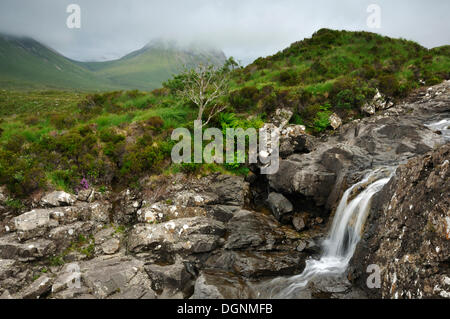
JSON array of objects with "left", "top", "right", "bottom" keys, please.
[
  {"left": 425, "top": 119, "right": 450, "bottom": 142},
  {"left": 263, "top": 167, "right": 394, "bottom": 298},
  {"left": 261, "top": 117, "right": 450, "bottom": 298}
]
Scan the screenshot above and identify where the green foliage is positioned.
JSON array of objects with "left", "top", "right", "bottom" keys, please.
[
  {"left": 313, "top": 109, "right": 332, "bottom": 133},
  {"left": 146, "top": 116, "right": 164, "bottom": 129},
  {"left": 49, "top": 255, "right": 64, "bottom": 267},
  {"left": 48, "top": 170, "right": 77, "bottom": 192},
  {"left": 278, "top": 70, "right": 299, "bottom": 86},
  {"left": 229, "top": 86, "right": 260, "bottom": 111},
  {"left": 0, "top": 29, "right": 449, "bottom": 201},
  {"left": 180, "top": 162, "right": 202, "bottom": 174},
  {"left": 4, "top": 198, "right": 24, "bottom": 211},
  {"left": 376, "top": 74, "right": 397, "bottom": 97},
  {"left": 50, "top": 113, "right": 76, "bottom": 130}
]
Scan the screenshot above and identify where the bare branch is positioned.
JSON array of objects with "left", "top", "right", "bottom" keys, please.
[{"left": 178, "top": 63, "right": 230, "bottom": 123}]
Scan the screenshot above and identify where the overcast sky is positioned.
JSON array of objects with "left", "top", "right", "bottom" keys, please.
[{"left": 0, "top": 0, "right": 449, "bottom": 64}]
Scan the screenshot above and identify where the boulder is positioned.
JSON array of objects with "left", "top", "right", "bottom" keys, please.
[
  {"left": 224, "top": 210, "right": 285, "bottom": 250},
  {"left": 49, "top": 206, "right": 90, "bottom": 225},
  {"left": 13, "top": 209, "right": 52, "bottom": 241},
  {"left": 206, "top": 175, "right": 248, "bottom": 207},
  {"left": 88, "top": 201, "right": 111, "bottom": 223},
  {"left": 0, "top": 234, "right": 56, "bottom": 261},
  {"left": 292, "top": 213, "right": 306, "bottom": 232},
  {"left": 361, "top": 89, "right": 394, "bottom": 115},
  {"left": 206, "top": 205, "right": 240, "bottom": 222},
  {"left": 145, "top": 260, "right": 194, "bottom": 298},
  {"left": 136, "top": 202, "right": 206, "bottom": 224},
  {"left": 205, "top": 250, "right": 306, "bottom": 278},
  {"left": 271, "top": 108, "right": 293, "bottom": 128},
  {"left": 329, "top": 113, "right": 343, "bottom": 130},
  {"left": 279, "top": 125, "right": 317, "bottom": 158},
  {"left": 48, "top": 222, "right": 95, "bottom": 252},
  {"left": 191, "top": 271, "right": 255, "bottom": 299},
  {"left": 18, "top": 275, "right": 53, "bottom": 299},
  {"left": 268, "top": 158, "right": 336, "bottom": 207},
  {"left": 0, "top": 259, "right": 16, "bottom": 280},
  {"left": 101, "top": 238, "right": 120, "bottom": 255},
  {"left": 51, "top": 263, "right": 83, "bottom": 295},
  {"left": 76, "top": 189, "right": 94, "bottom": 202},
  {"left": 0, "top": 259, "right": 28, "bottom": 295},
  {"left": 127, "top": 217, "right": 225, "bottom": 260},
  {"left": 81, "top": 256, "right": 152, "bottom": 299},
  {"left": 267, "top": 192, "right": 293, "bottom": 221},
  {"left": 41, "top": 191, "right": 76, "bottom": 207}
]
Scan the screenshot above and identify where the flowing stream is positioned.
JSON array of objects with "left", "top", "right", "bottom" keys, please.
[
  {"left": 259, "top": 118, "right": 450, "bottom": 299},
  {"left": 264, "top": 167, "right": 394, "bottom": 298},
  {"left": 425, "top": 119, "right": 450, "bottom": 142}
]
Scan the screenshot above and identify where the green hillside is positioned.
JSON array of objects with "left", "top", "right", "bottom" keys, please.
[
  {"left": 0, "top": 35, "right": 226, "bottom": 91},
  {"left": 81, "top": 40, "right": 227, "bottom": 90},
  {"left": 0, "top": 34, "right": 118, "bottom": 91},
  {"left": 227, "top": 29, "right": 450, "bottom": 130},
  {"left": 0, "top": 29, "right": 449, "bottom": 199}
]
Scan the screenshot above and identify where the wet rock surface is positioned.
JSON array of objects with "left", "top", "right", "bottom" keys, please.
[
  {"left": 350, "top": 144, "right": 450, "bottom": 299},
  {"left": 269, "top": 80, "right": 449, "bottom": 213}
]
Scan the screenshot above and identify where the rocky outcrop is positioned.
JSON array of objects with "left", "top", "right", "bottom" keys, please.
[
  {"left": 41, "top": 191, "right": 76, "bottom": 207},
  {"left": 361, "top": 89, "right": 394, "bottom": 115},
  {"left": 329, "top": 113, "right": 342, "bottom": 130},
  {"left": 350, "top": 144, "right": 450, "bottom": 299},
  {"left": 0, "top": 170, "right": 310, "bottom": 299},
  {"left": 268, "top": 81, "right": 449, "bottom": 215},
  {"left": 267, "top": 192, "right": 293, "bottom": 221}
]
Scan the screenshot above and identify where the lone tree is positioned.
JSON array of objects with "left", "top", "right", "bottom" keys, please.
[{"left": 169, "top": 58, "right": 239, "bottom": 126}]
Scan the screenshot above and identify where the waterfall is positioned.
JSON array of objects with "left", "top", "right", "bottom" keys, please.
[
  {"left": 258, "top": 118, "right": 449, "bottom": 299},
  {"left": 264, "top": 168, "right": 394, "bottom": 298}
]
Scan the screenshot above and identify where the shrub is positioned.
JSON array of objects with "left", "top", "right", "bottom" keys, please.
[
  {"left": 49, "top": 169, "right": 77, "bottom": 192},
  {"left": 229, "top": 86, "right": 260, "bottom": 111},
  {"left": 180, "top": 162, "right": 201, "bottom": 174},
  {"left": 377, "top": 74, "right": 400, "bottom": 97},
  {"left": 0, "top": 151, "right": 46, "bottom": 197},
  {"left": 335, "top": 89, "right": 354, "bottom": 109},
  {"left": 311, "top": 61, "right": 328, "bottom": 75},
  {"left": 300, "top": 104, "right": 321, "bottom": 124},
  {"left": 279, "top": 70, "right": 299, "bottom": 86},
  {"left": 126, "top": 90, "right": 144, "bottom": 99},
  {"left": 151, "top": 88, "right": 170, "bottom": 97},
  {"left": 24, "top": 115, "right": 40, "bottom": 126},
  {"left": 253, "top": 57, "right": 268, "bottom": 69},
  {"left": 99, "top": 129, "right": 125, "bottom": 144},
  {"left": 163, "top": 73, "right": 188, "bottom": 92},
  {"left": 314, "top": 111, "right": 331, "bottom": 132},
  {"left": 146, "top": 116, "right": 164, "bottom": 129},
  {"left": 3, "top": 134, "right": 26, "bottom": 153},
  {"left": 50, "top": 113, "right": 76, "bottom": 130}
]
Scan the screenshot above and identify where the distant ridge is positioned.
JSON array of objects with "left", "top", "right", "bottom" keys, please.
[{"left": 0, "top": 34, "right": 227, "bottom": 91}]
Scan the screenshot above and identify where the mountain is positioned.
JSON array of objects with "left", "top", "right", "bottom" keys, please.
[
  {"left": 0, "top": 34, "right": 117, "bottom": 91},
  {"left": 80, "top": 39, "right": 227, "bottom": 91},
  {"left": 0, "top": 35, "right": 227, "bottom": 91}
]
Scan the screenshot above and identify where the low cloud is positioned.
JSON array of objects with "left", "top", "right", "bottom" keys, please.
[{"left": 0, "top": 0, "right": 449, "bottom": 64}]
